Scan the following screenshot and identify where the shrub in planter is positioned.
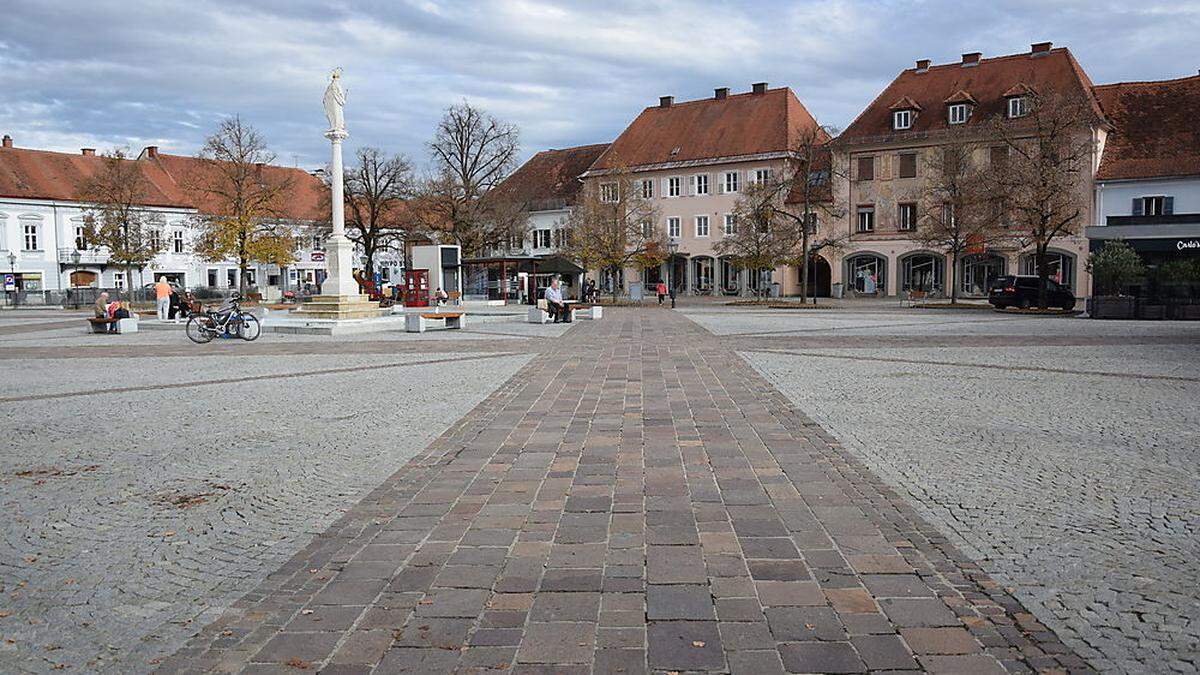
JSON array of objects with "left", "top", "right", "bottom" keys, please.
[{"left": 1086, "top": 241, "right": 1145, "bottom": 319}]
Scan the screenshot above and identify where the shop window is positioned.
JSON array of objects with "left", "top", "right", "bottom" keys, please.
[
  {"left": 902, "top": 254, "right": 944, "bottom": 292},
  {"left": 846, "top": 255, "right": 886, "bottom": 294},
  {"left": 1021, "top": 252, "right": 1075, "bottom": 291}
]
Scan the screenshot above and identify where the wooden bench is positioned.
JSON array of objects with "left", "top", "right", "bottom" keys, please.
[
  {"left": 406, "top": 311, "right": 466, "bottom": 333},
  {"left": 87, "top": 315, "right": 139, "bottom": 334}
]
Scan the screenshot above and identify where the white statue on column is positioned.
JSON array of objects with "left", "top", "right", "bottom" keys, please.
[{"left": 320, "top": 67, "right": 354, "bottom": 297}]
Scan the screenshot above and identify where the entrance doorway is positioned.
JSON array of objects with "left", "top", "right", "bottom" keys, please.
[{"left": 798, "top": 256, "right": 831, "bottom": 297}]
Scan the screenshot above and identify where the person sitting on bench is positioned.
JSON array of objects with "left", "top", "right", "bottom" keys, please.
[
  {"left": 545, "top": 278, "right": 567, "bottom": 323},
  {"left": 94, "top": 292, "right": 110, "bottom": 320}
]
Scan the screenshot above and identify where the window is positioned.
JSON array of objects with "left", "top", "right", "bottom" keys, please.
[
  {"left": 668, "top": 177, "right": 682, "bottom": 197},
  {"left": 695, "top": 215, "right": 709, "bottom": 237},
  {"left": 640, "top": 179, "right": 654, "bottom": 199},
  {"left": 1007, "top": 96, "right": 1028, "bottom": 118},
  {"left": 22, "top": 222, "right": 39, "bottom": 251},
  {"left": 1135, "top": 196, "right": 1173, "bottom": 216},
  {"left": 694, "top": 174, "right": 709, "bottom": 195},
  {"left": 856, "top": 156, "right": 874, "bottom": 181},
  {"left": 990, "top": 145, "right": 1008, "bottom": 169},
  {"left": 312, "top": 234, "right": 324, "bottom": 250},
  {"left": 948, "top": 103, "right": 970, "bottom": 125},
  {"left": 893, "top": 109, "right": 913, "bottom": 130},
  {"left": 898, "top": 153, "right": 917, "bottom": 179},
  {"left": 724, "top": 214, "right": 737, "bottom": 236},
  {"left": 207, "top": 269, "right": 218, "bottom": 287},
  {"left": 149, "top": 229, "right": 162, "bottom": 250},
  {"left": 227, "top": 269, "right": 237, "bottom": 287},
  {"left": 533, "top": 229, "right": 551, "bottom": 248},
  {"left": 753, "top": 168, "right": 774, "bottom": 185},
  {"left": 553, "top": 228, "right": 567, "bottom": 248},
  {"left": 667, "top": 217, "right": 681, "bottom": 238},
  {"left": 856, "top": 206, "right": 875, "bottom": 232},
  {"left": 640, "top": 220, "right": 653, "bottom": 238},
  {"left": 173, "top": 230, "right": 185, "bottom": 254},
  {"left": 941, "top": 203, "right": 956, "bottom": 227},
  {"left": 600, "top": 182, "right": 618, "bottom": 203},
  {"left": 723, "top": 171, "right": 740, "bottom": 194},
  {"left": 898, "top": 203, "right": 917, "bottom": 231},
  {"left": 113, "top": 271, "right": 126, "bottom": 290},
  {"left": 75, "top": 224, "right": 88, "bottom": 250}
]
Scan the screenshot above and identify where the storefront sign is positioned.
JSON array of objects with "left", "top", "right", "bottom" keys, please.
[
  {"left": 3, "top": 274, "right": 14, "bottom": 292},
  {"left": 310, "top": 251, "right": 326, "bottom": 262},
  {"left": 1177, "top": 239, "right": 1200, "bottom": 251}
]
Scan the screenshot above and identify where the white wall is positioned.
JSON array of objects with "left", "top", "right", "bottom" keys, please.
[{"left": 1096, "top": 176, "right": 1200, "bottom": 224}]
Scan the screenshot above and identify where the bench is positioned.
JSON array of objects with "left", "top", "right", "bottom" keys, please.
[
  {"left": 527, "top": 302, "right": 602, "bottom": 324},
  {"left": 571, "top": 304, "right": 602, "bottom": 320},
  {"left": 406, "top": 311, "right": 466, "bottom": 333},
  {"left": 87, "top": 315, "right": 139, "bottom": 334},
  {"left": 901, "top": 289, "right": 928, "bottom": 308}
]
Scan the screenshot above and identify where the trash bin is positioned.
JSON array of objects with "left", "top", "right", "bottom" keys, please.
[
  {"left": 629, "top": 282, "right": 643, "bottom": 302},
  {"left": 770, "top": 282, "right": 781, "bottom": 298},
  {"left": 831, "top": 282, "right": 844, "bottom": 299}
]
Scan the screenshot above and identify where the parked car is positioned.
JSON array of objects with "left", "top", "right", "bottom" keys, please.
[{"left": 988, "top": 275, "right": 1075, "bottom": 310}]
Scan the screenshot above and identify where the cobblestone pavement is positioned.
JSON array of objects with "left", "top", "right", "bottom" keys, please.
[
  {"left": 162, "top": 308, "right": 1088, "bottom": 674},
  {"left": 0, "top": 330, "right": 533, "bottom": 672}
]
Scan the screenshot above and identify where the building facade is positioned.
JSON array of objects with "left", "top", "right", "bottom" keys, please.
[
  {"left": 582, "top": 84, "right": 826, "bottom": 297},
  {"left": 0, "top": 137, "right": 328, "bottom": 301},
  {"left": 829, "top": 43, "right": 1102, "bottom": 298},
  {"left": 1088, "top": 74, "right": 1200, "bottom": 289}
]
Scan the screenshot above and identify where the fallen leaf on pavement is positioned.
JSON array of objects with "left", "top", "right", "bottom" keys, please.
[{"left": 691, "top": 640, "right": 705, "bottom": 648}]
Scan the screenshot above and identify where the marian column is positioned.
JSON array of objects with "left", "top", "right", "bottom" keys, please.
[{"left": 321, "top": 68, "right": 354, "bottom": 297}]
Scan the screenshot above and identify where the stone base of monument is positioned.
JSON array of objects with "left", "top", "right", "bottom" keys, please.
[{"left": 288, "top": 294, "right": 388, "bottom": 320}]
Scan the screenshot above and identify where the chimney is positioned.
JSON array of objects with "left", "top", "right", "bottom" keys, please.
[
  {"left": 961, "top": 52, "right": 981, "bottom": 66},
  {"left": 1031, "top": 41, "right": 1052, "bottom": 55},
  {"left": 751, "top": 82, "right": 768, "bottom": 94},
  {"left": 714, "top": 87, "right": 730, "bottom": 100},
  {"left": 915, "top": 59, "right": 931, "bottom": 73},
  {"left": 1, "top": 135, "right": 11, "bottom": 149},
  {"left": 81, "top": 148, "right": 95, "bottom": 156},
  {"left": 144, "top": 145, "right": 158, "bottom": 158},
  {"left": 659, "top": 95, "right": 674, "bottom": 108}
]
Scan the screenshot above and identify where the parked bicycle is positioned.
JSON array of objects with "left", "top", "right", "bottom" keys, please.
[{"left": 185, "top": 293, "right": 262, "bottom": 344}]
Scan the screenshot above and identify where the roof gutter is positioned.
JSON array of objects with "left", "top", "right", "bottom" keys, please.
[{"left": 581, "top": 151, "right": 796, "bottom": 178}]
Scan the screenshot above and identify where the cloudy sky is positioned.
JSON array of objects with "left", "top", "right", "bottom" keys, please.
[{"left": 2, "top": 0, "right": 1197, "bottom": 172}]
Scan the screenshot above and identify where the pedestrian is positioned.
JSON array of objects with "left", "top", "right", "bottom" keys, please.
[
  {"left": 656, "top": 280, "right": 668, "bottom": 305},
  {"left": 545, "top": 277, "right": 566, "bottom": 323},
  {"left": 94, "top": 291, "right": 110, "bottom": 319},
  {"left": 587, "top": 279, "right": 597, "bottom": 303},
  {"left": 434, "top": 287, "right": 449, "bottom": 306},
  {"left": 154, "top": 277, "right": 171, "bottom": 321}
]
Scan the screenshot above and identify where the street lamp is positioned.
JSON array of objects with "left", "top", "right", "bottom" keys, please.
[
  {"left": 667, "top": 238, "right": 679, "bottom": 309},
  {"left": 7, "top": 251, "right": 17, "bottom": 309},
  {"left": 70, "top": 249, "right": 82, "bottom": 309}
]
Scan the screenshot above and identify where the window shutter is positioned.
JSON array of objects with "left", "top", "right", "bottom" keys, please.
[
  {"left": 688, "top": 175, "right": 696, "bottom": 196},
  {"left": 1164, "top": 196, "right": 1174, "bottom": 215},
  {"left": 717, "top": 177, "right": 724, "bottom": 194},
  {"left": 662, "top": 178, "right": 669, "bottom": 197},
  {"left": 1132, "top": 198, "right": 1143, "bottom": 216}
]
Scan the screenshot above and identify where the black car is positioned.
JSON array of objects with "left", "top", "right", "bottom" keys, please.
[{"left": 988, "top": 275, "right": 1075, "bottom": 310}]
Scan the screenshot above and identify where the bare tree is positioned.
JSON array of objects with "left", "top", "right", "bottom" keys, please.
[
  {"left": 343, "top": 147, "right": 413, "bottom": 279},
  {"left": 78, "top": 149, "right": 165, "bottom": 296},
  {"left": 189, "top": 116, "right": 296, "bottom": 296},
  {"left": 419, "top": 101, "right": 523, "bottom": 255},
  {"left": 912, "top": 129, "right": 1006, "bottom": 303},
  {"left": 990, "top": 92, "right": 1097, "bottom": 308},
  {"left": 562, "top": 165, "right": 665, "bottom": 302},
  {"left": 718, "top": 140, "right": 848, "bottom": 301}
]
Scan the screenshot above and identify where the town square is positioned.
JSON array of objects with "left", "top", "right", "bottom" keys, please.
[{"left": 1, "top": 2, "right": 1199, "bottom": 673}]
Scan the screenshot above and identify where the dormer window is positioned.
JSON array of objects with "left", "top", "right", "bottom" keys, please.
[
  {"left": 893, "top": 109, "right": 913, "bottom": 130},
  {"left": 1008, "top": 96, "right": 1029, "bottom": 118},
  {"left": 948, "top": 103, "right": 970, "bottom": 125}
]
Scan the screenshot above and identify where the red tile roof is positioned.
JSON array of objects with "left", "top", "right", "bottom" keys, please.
[
  {"left": 0, "top": 144, "right": 327, "bottom": 221},
  {"left": 1093, "top": 74, "right": 1200, "bottom": 180},
  {"left": 490, "top": 143, "right": 610, "bottom": 211},
  {"left": 589, "top": 87, "right": 825, "bottom": 171},
  {"left": 838, "top": 47, "right": 1102, "bottom": 144}
]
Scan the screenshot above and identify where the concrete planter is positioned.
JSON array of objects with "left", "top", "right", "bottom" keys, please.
[{"left": 1087, "top": 296, "right": 1135, "bottom": 319}]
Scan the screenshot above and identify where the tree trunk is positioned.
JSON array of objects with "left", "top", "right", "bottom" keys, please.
[
  {"left": 950, "top": 250, "right": 960, "bottom": 305},
  {"left": 800, "top": 227, "right": 811, "bottom": 304},
  {"left": 1036, "top": 246, "right": 1049, "bottom": 309},
  {"left": 609, "top": 266, "right": 619, "bottom": 303},
  {"left": 239, "top": 256, "right": 247, "bottom": 297}
]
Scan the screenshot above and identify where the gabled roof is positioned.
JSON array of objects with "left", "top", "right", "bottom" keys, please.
[
  {"left": 589, "top": 87, "right": 825, "bottom": 172},
  {"left": 1094, "top": 74, "right": 1200, "bottom": 181},
  {"left": 489, "top": 143, "right": 609, "bottom": 212},
  {"left": 944, "top": 90, "right": 977, "bottom": 105},
  {"left": 838, "top": 46, "right": 1102, "bottom": 144},
  {"left": 889, "top": 96, "right": 922, "bottom": 111},
  {"left": 0, "top": 143, "right": 327, "bottom": 221}
]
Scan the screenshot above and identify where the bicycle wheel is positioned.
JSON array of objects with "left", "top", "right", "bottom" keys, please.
[
  {"left": 185, "top": 315, "right": 216, "bottom": 344},
  {"left": 236, "top": 313, "right": 262, "bottom": 341}
]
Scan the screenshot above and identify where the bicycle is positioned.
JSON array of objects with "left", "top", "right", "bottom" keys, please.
[{"left": 185, "top": 293, "right": 262, "bottom": 344}]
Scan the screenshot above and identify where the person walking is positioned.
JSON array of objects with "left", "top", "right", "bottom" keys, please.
[
  {"left": 656, "top": 281, "right": 668, "bottom": 305},
  {"left": 154, "top": 277, "right": 172, "bottom": 321}
]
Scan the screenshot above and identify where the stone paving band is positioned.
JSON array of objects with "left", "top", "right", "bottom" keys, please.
[{"left": 162, "top": 311, "right": 1086, "bottom": 673}]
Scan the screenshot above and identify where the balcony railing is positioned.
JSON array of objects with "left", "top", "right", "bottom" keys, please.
[{"left": 57, "top": 247, "right": 111, "bottom": 264}]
